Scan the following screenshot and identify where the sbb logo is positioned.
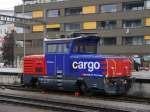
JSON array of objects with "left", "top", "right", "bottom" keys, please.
[{"left": 72, "top": 61, "right": 100, "bottom": 72}]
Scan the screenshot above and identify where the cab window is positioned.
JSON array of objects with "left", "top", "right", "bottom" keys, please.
[
  {"left": 47, "top": 43, "right": 70, "bottom": 53},
  {"left": 57, "top": 43, "right": 70, "bottom": 53},
  {"left": 47, "top": 44, "right": 57, "bottom": 53},
  {"left": 73, "top": 42, "right": 97, "bottom": 54}
]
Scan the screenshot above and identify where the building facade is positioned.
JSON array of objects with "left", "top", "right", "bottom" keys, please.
[{"left": 14, "top": 0, "right": 150, "bottom": 64}]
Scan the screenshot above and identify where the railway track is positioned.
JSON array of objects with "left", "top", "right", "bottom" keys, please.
[
  {"left": 0, "top": 84, "right": 43, "bottom": 92},
  {"left": 0, "top": 93, "right": 128, "bottom": 112},
  {"left": 2, "top": 84, "right": 150, "bottom": 105},
  {"left": 1, "top": 84, "right": 150, "bottom": 112}
]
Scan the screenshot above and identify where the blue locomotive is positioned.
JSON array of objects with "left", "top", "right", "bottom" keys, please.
[{"left": 23, "top": 33, "right": 132, "bottom": 94}]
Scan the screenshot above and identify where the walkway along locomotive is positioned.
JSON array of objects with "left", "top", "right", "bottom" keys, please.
[{"left": 23, "top": 34, "right": 132, "bottom": 94}]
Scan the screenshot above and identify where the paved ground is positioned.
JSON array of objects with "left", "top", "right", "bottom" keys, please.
[
  {"left": 0, "top": 103, "right": 55, "bottom": 112},
  {"left": 132, "top": 71, "right": 150, "bottom": 79},
  {"left": 0, "top": 89, "right": 150, "bottom": 112},
  {"left": 127, "top": 71, "right": 150, "bottom": 98},
  {"left": 0, "top": 70, "right": 150, "bottom": 111}
]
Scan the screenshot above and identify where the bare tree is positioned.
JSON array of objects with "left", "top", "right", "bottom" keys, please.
[{"left": 2, "top": 30, "right": 15, "bottom": 66}]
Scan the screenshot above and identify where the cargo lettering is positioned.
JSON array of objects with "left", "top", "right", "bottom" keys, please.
[{"left": 72, "top": 61, "right": 100, "bottom": 72}]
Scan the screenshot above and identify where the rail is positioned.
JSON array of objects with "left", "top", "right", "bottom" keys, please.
[
  {"left": 0, "top": 93, "right": 128, "bottom": 112},
  {"left": 2, "top": 85, "right": 150, "bottom": 105}
]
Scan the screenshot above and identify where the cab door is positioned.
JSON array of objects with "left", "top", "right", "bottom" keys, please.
[
  {"left": 45, "top": 44, "right": 57, "bottom": 77},
  {"left": 45, "top": 43, "right": 69, "bottom": 90},
  {"left": 45, "top": 44, "right": 57, "bottom": 89},
  {"left": 55, "top": 43, "right": 72, "bottom": 90},
  {"left": 54, "top": 44, "right": 64, "bottom": 90}
]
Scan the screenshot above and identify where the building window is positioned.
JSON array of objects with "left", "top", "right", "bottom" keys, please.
[
  {"left": 16, "top": 12, "right": 32, "bottom": 19},
  {"left": 144, "top": 36, "right": 150, "bottom": 45},
  {"left": 25, "top": 40, "right": 32, "bottom": 47},
  {"left": 47, "top": 9, "right": 60, "bottom": 17},
  {"left": 64, "top": 23, "right": 80, "bottom": 31},
  {"left": 97, "top": 21, "right": 116, "bottom": 30},
  {"left": 100, "top": 37, "right": 116, "bottom": 46},
  {"left": 16, "top": 41, "right": 24, "bottom": 47},
  {"left": 123, "top": 36, "right": 144, "bottom": 45},
  {"left": 15, "top": 27, "right": 24, "bottom": 33},
  {"left": 146, "top": 40, "right": 150, "bottom": 45},
  {"left": 33, "top": 40, "right": 41, "bottom": 47},
  {"left": 123, "top": 19, "right": 142, "bottom": 28},
  {"left": 123, "top": 2, "right": 144, "bottom": 11},
  {"left": 145, "top": 40, "right": 150, "bottom": 45},
  {"left": 15, "top": 27, "right": 30, "bottom": 33},
  {"left": 100, "top": 4, "right": 117, "bottom": 13},
  {"left": 146, "top": 0, "right": 150, "bottom": 9},
  {"left": 35, "top": 40, "right": 43, "bottom": 47},
  {"left": 65, "top": 7, "right": 82, "bottom": 16}
]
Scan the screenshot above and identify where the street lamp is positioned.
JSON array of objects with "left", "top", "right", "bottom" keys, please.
[
  {"left": 43, "top": 8, "right": 47, "bottom": 54},
  {"left": 22, "top": 0, "right": 25, "bottom": 57}
]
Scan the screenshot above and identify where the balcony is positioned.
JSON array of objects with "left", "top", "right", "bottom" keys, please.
[
  {"left": 123, "top": 1, "right": 144, "bottom": 12},
  {"left": 15, "top": 31, "right": 70, "bottom": 40},
  {"left": 14, "top": 47, "right": 43, "bottom": 55},
  {"left": 98, "top": 45, "right": 150, "bottom": 55}
]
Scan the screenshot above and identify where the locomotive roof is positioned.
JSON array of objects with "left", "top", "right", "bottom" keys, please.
[{"left": 44, "top": 35, "right": 100, "bottom": 43}]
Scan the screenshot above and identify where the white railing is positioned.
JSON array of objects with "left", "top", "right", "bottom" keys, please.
[
  {"left": 0, "top": 67, "right": 23, "bottom": 73},
  {"left": 0, "top": 75, "right": 20, "bottom": 85},
  {"left": 23, "top": 0, "right": 70, "bottom": 5}
]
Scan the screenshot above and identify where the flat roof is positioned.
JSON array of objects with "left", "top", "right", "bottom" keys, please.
[{"left": 44, "top": 35, "right": 100, "bottom": 43}]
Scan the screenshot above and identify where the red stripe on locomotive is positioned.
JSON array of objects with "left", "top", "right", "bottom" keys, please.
[{"left": 23, "top": 55, "right": 47, "bottom": 75}]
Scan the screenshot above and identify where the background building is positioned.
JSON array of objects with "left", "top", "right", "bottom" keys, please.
[
  {"left": 14, "top": 0, "right": 150, "bottom": 66},
  {"left": 0, "top": 10, "right": 14, "bottom": 37},
  {"left": 0, "top": 10, "right": 14, "bottom": 61}
]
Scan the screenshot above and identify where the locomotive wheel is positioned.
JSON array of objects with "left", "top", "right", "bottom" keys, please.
[
  {"left": 79, "top": 83, "right": 92, "bottom": 95},
  {"left": 36, "top": 80, "right": 42, "bottom": 89},
  {"left": 30, "top": 78, "right": 38, "bottom": 88},
  {"left": 80, "top": 83, "right": 87, "bottom": 94}
]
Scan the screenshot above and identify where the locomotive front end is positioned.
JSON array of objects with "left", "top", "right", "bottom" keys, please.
[
  {"left": 71, "top": 55, "right": 132, "bottom": 95},
  {"left": 102, "top": 57, "right": 133, "bottom": 94}
]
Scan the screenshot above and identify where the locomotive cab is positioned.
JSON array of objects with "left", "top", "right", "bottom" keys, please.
[
  {"left": 45, "top": 34, "right": 99, "bottom": 54},
  {"left": 44, "top": 34, "right": 100, "bottom": 90}
]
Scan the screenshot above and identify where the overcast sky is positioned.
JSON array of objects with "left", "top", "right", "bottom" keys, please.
[{"left": 0, "top": 0, "right": 22, "bottom": 10}]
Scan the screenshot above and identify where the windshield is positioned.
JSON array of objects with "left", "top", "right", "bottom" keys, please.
[
  {"left": 47, "top": 43, "right": 71, "bottom": 53},
  {"left": 73, "top": 42, "right": 97, "bottom": 54}
]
